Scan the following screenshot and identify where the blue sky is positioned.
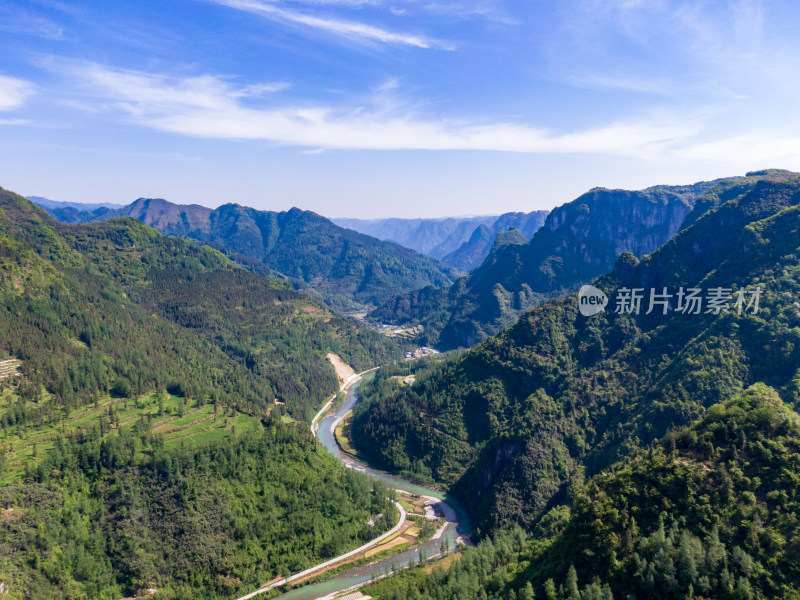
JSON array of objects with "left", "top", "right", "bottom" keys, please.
[{"left": 2, "top": 0, "right": 800, "bottom": 217}]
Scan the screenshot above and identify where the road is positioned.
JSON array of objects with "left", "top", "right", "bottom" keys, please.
[
  {"left": 235, "top": 367, "right": 398, "bottom": 600},
  {"left": 235, "top": 500, "right": 407, "bottom": 600}
]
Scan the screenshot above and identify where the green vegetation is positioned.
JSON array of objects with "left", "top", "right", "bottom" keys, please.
[
  {"left": 0, "top": 187, "right": 405, "bottom": 598},
  {"left": 352, "top": 172, "right": 800, "bottom": 538},
  {"left": 0, "top": 422, "right": 396, "bottom": 599},
  {"left": 363, "top": 385, "right": 800, "bottom": 599},
  {"left": 0, "top": 188, "right": 400, "bottom": 423},
  {"left": 371, "top": 173, "right": 792, "bottom": 349},
  {"left": 0, "top": 386, "right": 261, "bottom": 483},
  {"left": 43, "top": 198, "right": 461, "bottom": 311}
]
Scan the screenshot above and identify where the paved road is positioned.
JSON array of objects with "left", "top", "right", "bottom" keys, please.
[
  {"left": 235, "top": 367, "right": 398, "bottom": 600},
  {"left": 236, "top": 500, "right": 407, "bottom": 600}
]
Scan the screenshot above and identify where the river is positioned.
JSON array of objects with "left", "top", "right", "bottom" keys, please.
[{"left": 271, "top": 374, "right": 472, "bottom": 600}]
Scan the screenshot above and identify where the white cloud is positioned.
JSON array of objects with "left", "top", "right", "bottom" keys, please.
[
  {"left": 208, "top": 0, "right": 452, "bottom": 49},
  {"left": 0, "top": 75, "right": 35, "bottom": 111},
  {"left": 679, "top": 134, "right": 800, "bottom": 168},
  {"left": 72, "top": 64, "right": 705, "bottom": 156}
]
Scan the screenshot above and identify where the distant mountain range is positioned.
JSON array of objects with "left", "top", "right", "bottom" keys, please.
[
  {"left": 26, "top": 196, "right": 124, "bottom": 211},
  {"left": 333, "top": 215, "right": 497, "bottom": 256},
  {"left": 33, "top": 197, "right": 461, "bottom": 311},
  {"left": 334, "top": 210, "right": 549, "bottom": 272},
  {"left": 371, "top": 173, "right": 783, "bottom": 349}
]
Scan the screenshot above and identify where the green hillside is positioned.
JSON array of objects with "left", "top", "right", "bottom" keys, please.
[
  {"left": 351, "top": 172, "right": 800, "bottom": 537},
  {"left": 363, "top": 384, "right": 800, "bottom": 599},
  {"left": 0, "top": 421, "right": 396, "bottom": 599},
  {"left": 42, "top": 197, "right": 461, "bottom": 312},
  {"left": 0, "top": 187, "right": 402, "bottom": 598},
  {"left": 372, "top": 173, "right": 793, "bottom": 349},
  {"left": 0, "top": 188, "right": 400, "bottom": 422}
]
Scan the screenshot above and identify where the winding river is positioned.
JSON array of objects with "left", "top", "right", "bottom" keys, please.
[{"left": 272, "top": 374, "right": 472, "bottom": 600}]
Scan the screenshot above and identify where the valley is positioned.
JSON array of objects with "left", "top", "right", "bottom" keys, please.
[
  {"left": 4, "top": 171, "right": 800, "bottom": 600},
  {"left": 5, "top": 3, "right": 800, "bottom": 599}
]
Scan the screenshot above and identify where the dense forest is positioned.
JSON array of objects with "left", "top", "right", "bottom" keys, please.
[
  {"left": 0, "top": 188, "right": 400, "bottom": 422},
  {"left": 41, "top": 197, "right": 461, "bottom": 312},
  {"left": 371, "top": 173, "right": 789, "bottom": 349},
  {"left": 351, "top": 171, "right": 800, "bottom": 537},
  {"left": 363, "top": 384, "right": 800, "bottom": 599},
  {"left": 1, "top": 421, "right": 396, "bottom": 599},
  {"left": 9, "top": 170, "right": 800, "bottom": 600},
  {"left": 0, "top": 187, "right": 404, "bottom": 598}
]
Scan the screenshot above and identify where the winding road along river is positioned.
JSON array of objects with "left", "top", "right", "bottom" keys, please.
[{"left": 271, "top": 372, "right": 472, "bottom": 600}]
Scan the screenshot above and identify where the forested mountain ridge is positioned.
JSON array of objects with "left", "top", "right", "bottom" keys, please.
[
  {"left": 0, "top": 187, "right": 399, "bottom": 421},
  {"left": 371, "top": 174, "right": 775, "bottom": 349},
  {"left": 0, "top": 187, "right": 402, "bottom": 598},
  {"left": 351, "top": 171, "right": 800, "bottom": 537},
  {"left": 363, "top": 384, "right": 800, "bottom": 599},
  {"left": 38, "top": 197, "right": 461, "bottom": 311}
]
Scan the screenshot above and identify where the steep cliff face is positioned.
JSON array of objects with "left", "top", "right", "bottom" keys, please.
[
  {"left": 372, "top": 175, "right": 759, "bottom": 349},
  {"left": 468, "top": 187, "right": 695, "bottom": 299}
]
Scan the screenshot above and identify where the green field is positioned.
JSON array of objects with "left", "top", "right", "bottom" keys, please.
[{"left": 0, "top": 385, "right": 264, "bottom": 484}]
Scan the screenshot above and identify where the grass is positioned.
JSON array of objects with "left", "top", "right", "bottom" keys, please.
[
  {"left": 334, "top": 413, "right": 360, "bottom": 458},
  {"left": 0, "top": 385, "right": 262, "bottom": 483}
]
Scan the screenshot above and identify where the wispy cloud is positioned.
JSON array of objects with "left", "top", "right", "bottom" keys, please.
[
  {"left": 208, "top": 0, "right": 452, "bottom": 49},
  {"left": 0, "top": 75, "right": 35, "bottom": 111},
  {"left": 417, "top": 1, "right": 517, "bottom": 24},
  {"left": 556, "top": 0, "right": 781, "bottom": 101},
  {"left": 0, "top": 4, "right": 65, "bottom": 39},
  {"left": 567, "top": 74, "right": 675, "bottom": 96},
  {"left": 69, "top": 63, "right": 702, "bottom": 156}
]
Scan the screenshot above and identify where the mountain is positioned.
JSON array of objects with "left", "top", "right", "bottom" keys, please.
[
  {"left": 0, "top": 187, "right": 402, "bottom": 598},
  {"left": 39, "top": 198, "right": 461, "bottom": 311},
  {"left": 372, "top": 175, "right": 769, "bottom": 349},
  {"left": 108, "top": 196, "right": 213, "bottom": 236},
  {"left": 27, "top": 196, "right": 124, "bottom": 211},
  {"left": 335, "top": 210, "right": 549, "bottom": 271},
  {"left": 1, "top": 188, "right": 399, "bottom": 421},
  {"left": 443, "top": 225, "right": 532, "bottom": 273},
  {"left": 490, "top": 226, "right": 528, "bottom": 250},
  {"left": 333, "top": 215, "right": 498, "bottom": 256},
  {"left": 363, "top": 384, "right": 800, "bottom": 599},
  {"left": 440, "top": 224, "right": 494, "bottom": 271},
  {"left": 490, "top": 210, "right": 550, "bottom": 239},
  {"left": 351, "top": 170, "right": 800, "bottom": 539}
]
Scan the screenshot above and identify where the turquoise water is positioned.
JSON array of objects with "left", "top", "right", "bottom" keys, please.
[{"left": 271, "top": 378, "right": 471, "bottom": 600}]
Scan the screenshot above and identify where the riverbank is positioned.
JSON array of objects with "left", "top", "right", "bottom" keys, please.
[{"left": 263, "top": 375, "right": 472, "bottom": 600}]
